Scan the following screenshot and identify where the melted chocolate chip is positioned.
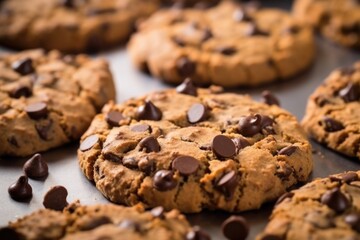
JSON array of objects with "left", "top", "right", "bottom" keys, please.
[
  {"left": 35, "top": 119, "right": 53, "bottom": 140},
  {"left": 153, "top": 170, "right": 177, "bottom": 191},
  {"left": 103, "top": 152, "right": 122, "bottom": 163},
  {"left": 137, "top": 100, "right": 162, "bottom": 121},
  {"left": 122, "top": 157, "right": 138, "bottom": 169},
  {"left": 330, "top": 172, "right": 359, "bottom": 183},
  {"left": 80, "top": 135, "right": 99, "bottom": 152},
  {"left": 9, "top": 86, "right": 32, "bottom": 99},
  {"left": 275, "top": 192, "right": 294, "bottom": 205},
  {"left": 238, "top": 114, "right": 262, "bottom": 137},
  {"left": 0, "top": 227, "right": 24, "bottom": 240},
  {"left": 212, "top": 135, "right": 237, "bottom": 159},
  {"left": 321, "top": 117, "right": 344, "bottom": 132},
  {"left": 216, "top": 171, "right": 238, "bottom": 200},
  {"left": 216, "top": 46, "right": 237, "bottom": 56},
  {"left": 186, "top": 226, "right": 211, "bottom": 240},
  {"left": 8, "top": 176, "right": 32, "bottom": 202},
  {"left": 321, "top": 188, "right": 350, "bottom": 213},
  {"left": 139, "top": 136, "right": 161, "bottom": 153},
  {"left": 23, "top": 153, "right": 48, "bottom": 179},
  {"left": 345, "top": 213, "right": 360, "bottom": 232},
  {"left": 131, "top": 124, "right": 152, "bottom": 133},
  {"left": 105, "top": 111, "right": 124, "bottom": 127},
  {"left": 176, "top": 78, "right": 198, "bottom": 96},
  {"left": 172, "top": 156, "right": 199, "bottom": 176},
  {"left": 278, "top": 146, "right": 297, "bottom": 156},
  {"left": 177, "top": 57, "right": 196, "bottom": 77},
  {"left": 187, "top": 103, "right": 209, "bottom": 124},
  {"left": 43, "top": 185, "right": 69, "bottom": 211},
  {"left": 12, "top": 58, "right": 35, "bottom": 75},
  {"left": 262, "top": 90, "right": 280, "bottom": 106},
  {"left": 151, "top": 206, "right": 165, "bottom": 219},
  {"left": 339, "top": 82, "right": 359, "bottom": 102},
  {"left": 25, "top": 103, "right": 48, "bottom": 120},
  {"left": 221, "top": 216, "right": 249, "bottom": 240}
]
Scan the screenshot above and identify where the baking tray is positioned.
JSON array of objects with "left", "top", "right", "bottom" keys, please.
[{"left": 0, "top": 1, "right": 359, "bottom": 239}]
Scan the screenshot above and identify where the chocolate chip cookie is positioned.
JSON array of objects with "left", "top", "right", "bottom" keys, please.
[
  {"left": 0, "top": 49, "right": 115, "bottom": 157},
  {"left": 0, "top": 0, "right": 160, "bottom": 53},
  {"left": 1, "top": 201, "right": 200, "bottom": 240},
  {"left": 302, "top": 62, "right": 360, "bottom": 160},
  {"left": 257, "top": 171, "right": 360, "bottom": 240},
  {"left": 128, "top": 1, "right": 315, "bottom": 87},
  {"left": 78, "top": 81, "right": 313, "bottom": 213},
  {"left": 293, "top": 0, "right": 360, "bottom": 49}
]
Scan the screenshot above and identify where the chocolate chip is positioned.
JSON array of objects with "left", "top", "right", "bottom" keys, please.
[
  {"left": 138, "top": 157, "right": 155, "bottom": 174},
  {"left": 172, "top": 156, "right": 199, "bottom": 176},
  {"left": 8, "top": 176, "right": 32, "bottom": 202},
  {"left": 105, "top": 111, "right": 124, "bottom": 127},
  {"left": 238, "top": 114, "right": 262, "bottom": 137},
  {"left": 150, "top": 206, "right": 165, "bottom": 219},
  {"left": 153, "top": 170, "right": 177, "bottom": 191},
  {"left": 25, "top": 102, "right": 48, "bottom": 120},
  {"left": 260, "top": 234, "right": 284, "bottom": 240},
  {"left": 35, "top": 119, "right": 53, "bottom": 140},
  {"left": 278, "top": 146, "right": 297, "bottom": 156},
  {"left": 221, "top": 215, "right": 249, "bottom": 240},
  {"left": 122, "top": 157, "right": 138, "bottom": 169},
  {"left": 212, "top": 135, "right": 237, "bottom": 159},
  {"left": 186, "top": 226, "right": 211, "bottom": 240},
  {"left": 80, "top": 135, "right": 99, "bottom": 152},
  {"left": 43, "top": 185, "right": 69, "bottom": 211},
  {"left": 233, "top": 8, "right": 252, "bottom": 22},
  {"left": 216, "top": 46, "right": 237, "bottom": 56},
  {"left": 80, "top": 216, "right": 112, "bottom": 231},
  {"left": 321, "top": 188, "right": 350, "bottom": 213},
  {"left": 9, "top": 86, "right": 32, "bottom": 99},
  {"left": 131, "top": 124, "right": 152, "bottom": 133},
  {"left": 345, "top": 213, "right": 360, "bottom": 232},
  {"left": 339, "top": 82, "right": 359, "bottom": 102},
  {"left": 0, "top": 227, "right": 24, "bottom": 240},
  {"left": 275, "top": 192, "right": 294, "bottom": 205},
  {"left": 23, "top": 153, "right": 48, "bottom": 179},
  {"left": 139, "top": 136, "right": 161, "bottom": 153},
  {"left": 7, "top": 136, "right": 19, "bottom": 148},
  {"left": 262, "top": 90, "right": 280, "bottom": 106},
  {"left": 137, "top": 100, "right": 162, "bottom": 121},
  {"left": 232, "top": 137, "right": 250, "bottom": 153},
  {"left": 321, "top": 116, "right": 344, "bottom": 132},
  {"left": 187, "top": 103, "right": 209, "bottom": 124},
  {"left": 176, "top": 78, "right": 198, "bottom": 96},
  {"left": 330, "top": 172, "right": 359, "bottom": 183},
  {"left": 177, "top": 57, "right": 196, "bottom": 77},
  {"left": 216, "top": 171, "right": 238, "bottom": 200},
  {"left": 12, "top": 58, "right": 35, "bottom": 75},
  {"left": 60, "top": 0, "right": 75, "bottom": 8}
]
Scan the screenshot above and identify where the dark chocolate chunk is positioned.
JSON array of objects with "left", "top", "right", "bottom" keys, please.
[
  {"left": 186, "top": 226, "right": 211, "bottom": 240},
  {"left": 9, "top": 86, "right": 32, "bottom": 99},
  {"left": 329, "top": 172, "right": 358, "bottom": 183},
  {"left": 25, "top": 102, "right": 48, "bottom": 120},
  {"left": 153, "top": 170, "right": 177, "bottom": 191},
  {"left": 150, "top": 206, "right": 165, "bottom": 219},
  {"left": 321, "top": 116, "right": 344, "bottom": 132},
  {"left": 275, "top": 192, "right": 294, "bottom": 205},
  {"left": 187, "top": 103, "right": 209, "bottom": 124},
  {"left": 177, "top": 57, "right": 196, "bottom": 77},
  {"left": 339, "top": 82, "right": 359, "bottom": 102},
  {"left": 43, "top": 185, "right": 69, "bottom": 211},
  {"left": 216, "top": 171, "right": 238, "bottom": 200},
  {"left": 345, "top": 213, "right": 360, "bottom": 232},
  {"left": 221, "top": 215, "right": 249, "bottom": 240},
  {"left": 8, "top": 176, "right": 32, "bottom": 202},
  {"left": 12, "top": 58, "right": 35, "bottom": 75},
  {"left": 238, "top": 114, "right": 262, "bottom": 137},
  {"left": 131, "top": 124, "right": 152, "bottom": 133},
  {"left": 35, "top": 119, "right": 53, "bottom": 140},
  {"left": 0, "top": 227, "right": 24, "bottom": 240},
  {"left": 80, "top": 135, "right": 99, "bottom": 152},
  {"left": 23, "top": 153, "right": 48, "bottom": 179},
  {"left": 139, "top": 136, "right": 161, "bottom": 153},
  {"left": 212, "top": 135, "right": 237, "bottom": 159},
  {"left": 216, "top": 46, "right": 237, "bottom": 56},
  {"left": 321, "top": 188, "right": 350, "bottom": 213},
  {"left": 80, "top": 216, "right": 112, "bottom": 231},
  {"left": 105, "top": 111, "right": 124, "bottom": 127},
  {"left": 278, "top": 146, "right": 297, "bottom": 156},
  {"left": 172, "top": 156, "right": 199, "bottom": 176},
  {"left": 262, "top": 90, "right": 280, "bottom": 106},
  {"left": 137, "top": 100, "right": 162, "bottom": 121},
  {"left": 176, "top": 78, "right": 198, "bottom": 96}
]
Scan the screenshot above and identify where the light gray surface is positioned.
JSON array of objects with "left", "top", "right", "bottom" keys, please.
[{"left": 0, "top": 1, "right": 360, "bottom": 239}]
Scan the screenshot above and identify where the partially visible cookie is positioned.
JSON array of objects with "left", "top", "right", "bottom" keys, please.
[
  {"left": 0, "top": 49, "right": 115, "bottom": 157},
  {"left": 0, "top": 0, "right": 160, "bottom": 53},
  {"left": 78, "top": 81, "right": 312, "bottom": 213},
  {"left": 302, "top": 62, "right": 360, "bottom": 160},
  {"left": 293, "top": 0, "right": 360, "bottom": 49},
  {"left": 257, "top": 171, "right": 360, "bottom": 240},
  {"left": 1, "top": 202, "right": 196, "bottom": 240},
  {"left": 128, "top": 1, "right": 315, "bottom": 87}
]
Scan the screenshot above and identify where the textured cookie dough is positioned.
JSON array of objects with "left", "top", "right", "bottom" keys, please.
[
  {"left": 293, "top": 0, "right": 360, "bottom": 49},
  {"left": 2, "top": 202, "right": 194, "bottom": 240},
  {"left": 257, "top": 171, "right": 360, "bottom": 240},
  {"left": 78, "top": 83, "right": 313, "bottom": 213},
  {"left": 0, "top": 49, "right": 115, "bottom": 157},
  {"left": 128, "top": 0, "right": 315, "bottom": 87},
  {"left": 0, "top": 0, "right": 160, "bottom": 53},
  {"left": 302, "top": 62, "right": 360, "bottom": 160}
]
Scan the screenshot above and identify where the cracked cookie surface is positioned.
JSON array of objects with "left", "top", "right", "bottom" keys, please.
[
  {"left": 293, "top": 0, "right": 360, "bottom": 49},
  {"left": 257, "top": 171, "right": 360, "bottom": 240},
  {"left": 302, "top": 62, "right": 360, "bottom": 160},
  {"left": 3, "top": 202, "right": 194, "bottom": 240},
  {"left": 78, "top": 81, "right": 312, "bottom": 213},
  {"left": 128, "top": 0, "right": 315, "bottom": 87},
  {"left": 0, "top": 49, "right": 115, "bottom": 157},
  {"left": 0, "top": 0, "right": 160, "bottom": 53}
]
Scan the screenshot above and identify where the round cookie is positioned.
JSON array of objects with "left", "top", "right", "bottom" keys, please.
[
  {"left": 0, "top": 49, "right": 115, "bottom": 157},
  {"left": 1, "top": 202, "right": 198, "bottom": 240},
  {"left": 128, "top": 1, "right": 315, "bottom": 87},
  {"left": 293, "top": 0, "right": 360, "bottom": 49},
  {"left": 257, "top": 171, "right": 360, "bottom": 240},
  {"left": 78, "top": 81, "right": 313, "bottom": 213},
  {"left": 302, "top": 62, "right": 360, "bottom": 160},
  {"left": 0, "top": 0, "right": 160, "bottom": 53}
]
